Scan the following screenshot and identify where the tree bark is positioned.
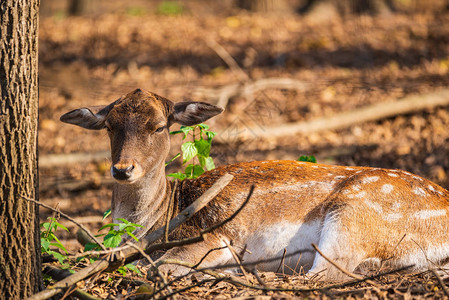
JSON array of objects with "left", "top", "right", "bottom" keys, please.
[{"left": 0, "top": 0, "right": 41, "bottom": 298}]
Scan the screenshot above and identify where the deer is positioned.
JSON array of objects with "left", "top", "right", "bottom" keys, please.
[{"left": 60, "top": 88, "right": 449, "bottom": 280}]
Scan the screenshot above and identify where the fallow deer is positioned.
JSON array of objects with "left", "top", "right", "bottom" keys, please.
[{"left": 61, "top": 88, "right": 449, "bottom": 280}]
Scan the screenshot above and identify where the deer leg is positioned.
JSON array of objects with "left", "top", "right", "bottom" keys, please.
[
  {"left": 156, "top": 235, "right": 234, "bottom": 277},
  {"left": 307, "top": 212, "right": 365, "bottom": 280}
]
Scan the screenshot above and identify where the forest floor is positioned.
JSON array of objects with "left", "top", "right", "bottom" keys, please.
[{"left": 38, "top": 3, "right": 449, "bottom": 299}]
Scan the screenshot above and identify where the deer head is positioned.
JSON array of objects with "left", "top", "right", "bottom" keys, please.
[{"left": 60, "top": 89, "right": 223, "bottom": 184}]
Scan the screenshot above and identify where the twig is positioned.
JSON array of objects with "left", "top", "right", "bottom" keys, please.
[
  {"left": 312, "top": 244, "right": 381, "bottom": 288},
  {"left": 223, "top": 239, "right": 252, "bottom": 283},
  {"left": 127, "top": 243, "right": 174, "bottom": 297},
  {"left": 165, "top": 180, "right": 178, "bottom": 243},
  {"left": 275, "top": 248, "right": 287, "bottom": 274},
  {"left": 26, "top": 173, "right": 234, "bottom": 300},
  {"left": 430, "top": 269, "right": 449, "bottom": 298},
  {"left": 205, "top": 38, "right": 248, "bottom": 82},
  {"left": 157, "top": 259, "right": 414, "bottom": 294},
  {"left": 22, "top": 195, "right": 107, "bottom": 251}
]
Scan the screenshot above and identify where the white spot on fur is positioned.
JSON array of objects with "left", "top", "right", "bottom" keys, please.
[
  {"left": 413, "top": 209, "right": 446, "bottom": 219},
  {"left": 355, "top": 191, "right": 367, "bottom": 198},
  {"left": 412, "top": 176, "right": 424, "bottom": 182},
  {"left": 312, "top": 165, "right": 319, "bottom": 168},
  {"left": 413, "top": 187, "right": 427, "bottom": 197},
  {"left": 428, "top": 185, "right": 436, "bottom": 192},
  {"left": 383, "top": 213, "right": 402, "bottom": 222},
  {"left": 362, "top": 176, "right": 379, "bottom": 184},
  {"left": 352, "top": 184, "right": 361, "bottom": 191},
  {"left": 388, "top": 173, "right": 399, "bottom": 177},
  {"left": 345, "top": 167, "right": 355, "bottom": 170},
  {"left": 381, "top": 184, "right": 394, "bottom": 194},
  {"left": 364, "top": 200, "right": 383, "bottom": 214},
  {"left": 437, "top": 191, "right": 444, "bottom": 196},
  {"left": 392, "top": 202, "right": 401, "bottom": 210},
  {"left": 334, "top": 175, "right": 346, "bottom": 180}
]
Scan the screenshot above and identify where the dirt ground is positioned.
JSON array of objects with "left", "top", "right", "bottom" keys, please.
[{"left": 38, "top": 1, "right": 449, "bottom": 298}]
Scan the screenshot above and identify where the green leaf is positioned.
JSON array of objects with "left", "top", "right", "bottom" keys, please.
[
  {"left": 181, "top": 142, "right": 198, "bottom": 163},
  {"left": 116, "top": 218, "right": 130, "bottom": 224},
  {"left": 194, "top": 139, "right": 211, "bottom": 157},
  {"left": 99, "top": 223, "right": 119, "bottom": 231},
  {"left": 55, "top": 222, "right": 69, "bottom": 232},
  {"left": 298, "top": 155, "right": 317, "bottom": 163},
  {"left": 51, "top": 235, "right": 68, "bottom": 253},
  {"left": 185, "top": 164, "right": 204, "bottom": 179},
  {"left": 197, "top": 123, "right": 209, "bottom": 130},
  {"left": 41, "top": 238, "right": 50, "bottom": 252},
  {"left": 103, "top": 209, "right": 112, "bottom": 220},
  {"left": 103, "top": 234, "right": 122, "bottom": 248},
  {"left": 48, "top": 250, "right": 67, "bottom": 264},
  {"left": 180, "top": 126, "right": 195, "bottom": 139},
  {"left": 204, "top": 156, "right": 215, "bottom": 171},
  {"left": 116, "top": 267, "right": 127, "bottom": 276},
  {"left": 205, "top": 131, "right": 216, "bottom": 140},
  {"left": 167, "top": 172, "right": 187, "bottom": 180},
  {"left": 126, "top": 231, "right": 139, "bottom": 241},
  {"left": 125, "top": 263, "right": 141, "bottom": 275},
  {"left": 84, "top": 243, "right": 101, "bottom": 251}
]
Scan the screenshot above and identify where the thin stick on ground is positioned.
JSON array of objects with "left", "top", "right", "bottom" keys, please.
[
  {"left": 275, "top": 248, "right": 287, "bottom": 275},
  {"left": 311, "top": 243, "right": 381, "bottom": 288},
  {"left": 22, "top": 195, "right": 107, "bottom": 251},
  {"left": 205, "top": 38, "right": 248, "bottom": 82},
  {"left": 126, "top": 243, "right": 174, "bottom": 297},
  {"left": 222, "top": 239, "right": 252, "bottom": 283},
  {"left": 26, "top": 173, "right": 234, "bottom": 300},
  {"left": 430, "top": 269, "right": 449, "bottom": 298},
  {"left": 165, "top": 180, "right": 179, "bottom": 243}
]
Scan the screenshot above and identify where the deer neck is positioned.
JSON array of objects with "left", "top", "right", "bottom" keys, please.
[{"left": 111, "top": 162, "right": 171, "bottom": 232}]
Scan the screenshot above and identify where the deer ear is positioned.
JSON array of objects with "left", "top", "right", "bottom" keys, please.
[
  {"left": 169, "top": 102, "right": 223, "bottom": 127},
  {"left": 60, "top": 100, "right": 119, "bottom": 130}
]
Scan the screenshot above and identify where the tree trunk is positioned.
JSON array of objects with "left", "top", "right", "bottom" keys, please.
[{"left": 0, "top": 0, "right": 41, "bottom": 298}]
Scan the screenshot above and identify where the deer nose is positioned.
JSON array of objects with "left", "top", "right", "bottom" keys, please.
[{"left": 111, "top": 164, "right": 134, "bottom": 181}]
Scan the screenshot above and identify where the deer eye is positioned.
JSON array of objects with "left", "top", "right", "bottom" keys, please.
[{"left": 155, "top": 126, "right": 165, "bottom": 133}]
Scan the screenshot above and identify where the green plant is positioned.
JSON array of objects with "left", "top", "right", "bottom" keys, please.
[
  {"left": 40, "top": 217, "right": 69, "bottom": 265},
  {"left": 167, "top": 124, "right": 217, "bottom": 180},
  {"left": 298, "top": 155, "right": 317, "bottom": 163},
  {"left": 156, "top": 1, "right": 184, "bottom": 16},
  {"left": 84, "top": 218, "right": 143, "bottom": 251},
  {"left": 82, "top": 218, "right": 143, "bottom": 276}
]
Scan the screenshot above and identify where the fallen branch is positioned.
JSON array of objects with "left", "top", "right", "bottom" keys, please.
[
  {"left": 40, "top": 150, "right": 110, "bottom": 168},
  {"left": 217, "top": 88, "right": 449, "bottom": 142},
  {"left": 43, "top": 266, "right": 101, "bottom": 300},
  {"left": 26, "top": 173, "right": 234, "bottom": 300}
]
